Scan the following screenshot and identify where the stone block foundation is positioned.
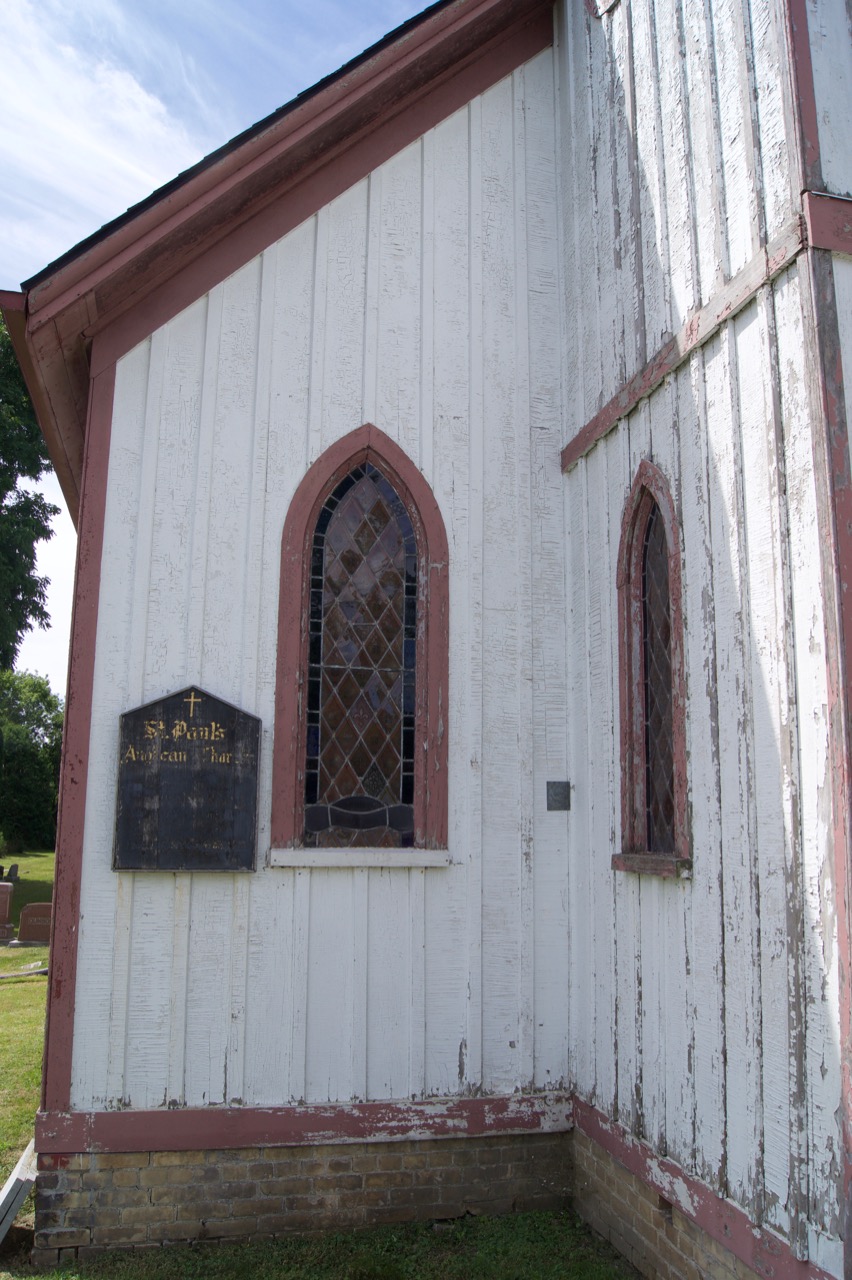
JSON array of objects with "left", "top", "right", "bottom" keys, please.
[
  {"left": 32, "top": 1133, "right": 570, "bottom": 1268},
  {"left": 572, "top": 1129, "right": 763, "bottom": 1280},
  {"left": 33, "top": 1128, "right": 788, "bottom": 1277}
]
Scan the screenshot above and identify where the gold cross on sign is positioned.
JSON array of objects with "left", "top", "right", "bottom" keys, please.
[{"left": 184, "top": 691, "right": 202, "bottom": 718}]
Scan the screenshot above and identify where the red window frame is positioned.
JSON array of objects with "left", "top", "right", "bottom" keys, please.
[
  {"left": 612, "top": 460, "right": 690, "bottom": 876},
  {"left": 271, "top": 424, "right": 449, "bottom": 850}
]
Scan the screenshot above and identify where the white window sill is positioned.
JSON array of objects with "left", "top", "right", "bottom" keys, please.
[{"left": 268, "top": 847, "right": 451, "bottom": 869}]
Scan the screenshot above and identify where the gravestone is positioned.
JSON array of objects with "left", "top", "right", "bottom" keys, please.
[
  {"left": 0, "top": 884, "right": 13, "bottom": 943},
  {"left": 16, "top": 902, "right": 52, "bottom": 945},
  {"left": 114, "top": 686, "right": 261, "bottom": 872}
]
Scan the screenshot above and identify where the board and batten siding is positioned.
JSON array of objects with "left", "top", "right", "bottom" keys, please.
[
  {"left": 557, "top": 1, "right": 842, "bottom": 1271},
  {"left": 71, "top": 53, "right": 570, "bottom": 1116}
]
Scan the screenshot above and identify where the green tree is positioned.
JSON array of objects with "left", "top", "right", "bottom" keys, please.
[
  {"left": 0, "top": 315, "right": 60, "bottom": 667},
  {"left": 0, "top": 670, "right": 63, "bottom": 852}
]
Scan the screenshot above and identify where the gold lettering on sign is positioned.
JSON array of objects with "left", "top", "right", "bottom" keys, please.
[{"left": 206, "top": 747, "right": 233, "bottom": 765}]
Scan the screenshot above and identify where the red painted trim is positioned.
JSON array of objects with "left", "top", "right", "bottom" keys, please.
[
  {"left": 35, "top": 1094, "right": 573, "bottom": 1155},
  {"left": 0, "top": 290, "right": 25, "bottom": 312},
  {"left": 561, "top": 218, "right": 805, "bottom": 471},
  {"left": 41, "top": 352, "right": 115, "bottom": 1113},
  {"left": 803, "top": 192, "right": 852, "bottom": 257},
  {"left": 784, "top": 0, "right": 822, "bottom": 193},
  {"left": 614, "top": 461, "right": 689, "bottom": 873},
  {"left": 271, "top": 424, "right": 449, "bottom": 850},
  {"left": 573, "top": 1100, "right": 833, "bottom": 1280}
]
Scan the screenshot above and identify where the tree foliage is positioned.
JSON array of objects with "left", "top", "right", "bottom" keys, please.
[
  {"left": 0, "top": 670, "right": 63, "bottom": 853},
  {"left": 0, "top": 315, "right": 60, "bottom": 667}
]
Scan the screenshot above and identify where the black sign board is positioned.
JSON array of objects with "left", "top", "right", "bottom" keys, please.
[{"left": 114, "top": 687, "right": 260, "bottom": 872}]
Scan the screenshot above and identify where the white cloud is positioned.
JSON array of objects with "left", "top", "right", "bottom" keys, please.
[{"left": 0, "top": 0, "right": 221, "bottom": 286}]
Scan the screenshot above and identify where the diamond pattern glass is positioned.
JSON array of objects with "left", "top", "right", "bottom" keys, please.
[
  {"left": 642, "top": 502, "right": 675, "bottom": 852},
  {"left": 304, "top": 463, "right": 416, "bottom": 847}
]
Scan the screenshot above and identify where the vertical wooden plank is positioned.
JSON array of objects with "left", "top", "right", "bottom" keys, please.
[
  {"left": 524, "top": 46, "right": 570, "bottom": 1088},
  {"left": 463, "top": 93, "right": 485, "bottom": 1094},
  {"left": 705, "top": 315, "right": 762, "bottom": 1211},
  {"left": 425, "top": 104, "right": 472, "bottom": 1097},
  {"left": 317, "top": 180, "right": 369, "bottom": 451},
  {"left": 183, "top": 875, "right": 233, "bottom": 1105},
  {"left": 409, "top": 869, "right": 427, "bottom": 1098},
  {"left": 166, "top": 876, "right": 191, "bottom": 1105},
  {"left": 565, "top": 456, "right": 593, "bottom": 1098},
  {"left": 71, "top": 341, "right": 151, "bottom": 1108},
  {"left": 630, "top": 0, "right": 670, "bottom": 354},
  {"left": 289, "top": 870, "right": 311, "bottom": 1104},
  {"left": 366, "top": 870, "right": 410, "bottom": 1099},
  {"left": 511, "top": 64, "right": 536, "bottom": 1090},
  {"left": 777, "top": 264, "right": 843, "bottom": 1251},
  {"left": 680, "top": 0, "right": 727, "bottom": 307},
  {"left": 363, "top": 171, "right": 381, "bottom": 430},
  {"left": 243, "top": 871, "right": 295, "bottom": 1104},
  {"left": 806, "top": 0, "right": 852, "bottom": 197},
  {"left": 103, "top": 326, "right": 169, "bottom": 1106},
  {"left": 479, "top": 72, "right": 523, "bottom": 1092},
  {"left": 612, "top": 419, "right": 643, "bottom": 1134},
  {"left": 124, "top": 875, "right": 176, "bottom": 1107},
  {"left": 710, "top": 0, "right": 761, "bottom": 273},
  {"left": 680, "top": 343, "right": 725, "bottom": 1188},
  {"left": 304, "top": 871, "right": 355, "bottom": 1102},
  {"left": 653, "top": 0, "right": 699, "bottom": 323},
  {"left": 420, "top": 130, "right": 435, "bottom": 481},
  {"left": 351, "top": 872, "right": 369, "bottom": 1101},
  {"left": 375, "top": 140, "right": 422, "bottom": 461},
  {"left": 650, "top": 364, "right": 692, "bottom": 1167}
]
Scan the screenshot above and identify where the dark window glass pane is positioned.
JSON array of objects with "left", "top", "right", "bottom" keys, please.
[
  {"left": 305, "top": 463, "right": 416, "bottom": 846},
  {"left": 642, "top": 502, "right": 675, "bottom": 851}
]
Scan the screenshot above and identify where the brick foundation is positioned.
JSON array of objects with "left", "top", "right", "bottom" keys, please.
[
  {"left": 572, "top": 1129, "right": 762, "bottom": 1280},
  {"left": 32, "top": 1128, "right": 793, "bottom": 1277},
  {"left": 32, "top": 1133, "right": 570, "bottom": 1268}
]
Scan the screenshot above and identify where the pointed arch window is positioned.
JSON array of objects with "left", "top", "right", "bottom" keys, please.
[
  {"left": 613, "top": 461, "right": 689, "bottom": 876},
  {"left": 271, "top": 425, "right": 449, "bottom": 863}
]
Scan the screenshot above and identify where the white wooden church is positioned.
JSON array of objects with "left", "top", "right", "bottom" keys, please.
[{"left": 3, "top": 0, "right": 852, "bottom": 1274}]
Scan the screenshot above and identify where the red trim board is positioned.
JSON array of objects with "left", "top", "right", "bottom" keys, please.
[
  {"left": 35, "top": 1094, "right": 573, "bottom": 1154},
  {"left": 803, "top": 193, "right": 852, "bottom": 258},
  {"left": 560, "top": 217, "right": 806, "bottom": 471}
]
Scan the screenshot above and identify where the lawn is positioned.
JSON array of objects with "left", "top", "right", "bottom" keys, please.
[
  {"left": 0, "top": 852, "right": 53, "bottom": 1184},
  {"left": 0, "top": 1211, "right": 636, "bottom": 1279}
]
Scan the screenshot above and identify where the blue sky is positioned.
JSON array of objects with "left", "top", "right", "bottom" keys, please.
[{"left": 2, "top": 0, "right": 427, "bottom": 691}]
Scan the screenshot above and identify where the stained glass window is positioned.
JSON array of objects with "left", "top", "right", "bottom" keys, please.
[
  {"left": 303, "top": 463, "right": 416, "bottom": 848},
  {"left": 614, "top": 460, "right": 689, "bottom": 874},
  {"left": 641, "top": 501, "right": 675, "bottom": 852}
]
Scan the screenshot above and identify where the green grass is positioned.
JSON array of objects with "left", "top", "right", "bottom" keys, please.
[
  {"left": 0, "top": 851, "right": 53, "bottom": 1187},
  {"left": 3, "top": 851, "right": 55, "bottom": 929},
  {"left": 0, "top": 1211, "right": 636, "bottom": 1279}
]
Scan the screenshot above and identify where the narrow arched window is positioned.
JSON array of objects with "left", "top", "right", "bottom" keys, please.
[
  {"left": 614, "top": 461, "right": 689, "bottom": 875},
  {"left": 304, "top": 463, "right": 416, "bottom": 848},
  {"left": 271, "top": 424, "right": 449, "bottom": 854}
]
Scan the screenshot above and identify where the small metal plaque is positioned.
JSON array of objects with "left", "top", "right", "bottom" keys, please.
[
  {"left": 546, "top": 781, "right": 571, "bottom": 812},
  {"left": 114, "top": 686, "right": 260, "bottom": 872}
]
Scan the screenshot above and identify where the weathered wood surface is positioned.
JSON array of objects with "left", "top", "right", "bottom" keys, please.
[
  {"left": 73, "top": 53, "right": 567, "bottom": 1117},
  {"left": 556, "top": 1, "right": 843, "bottom": 1270}
]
